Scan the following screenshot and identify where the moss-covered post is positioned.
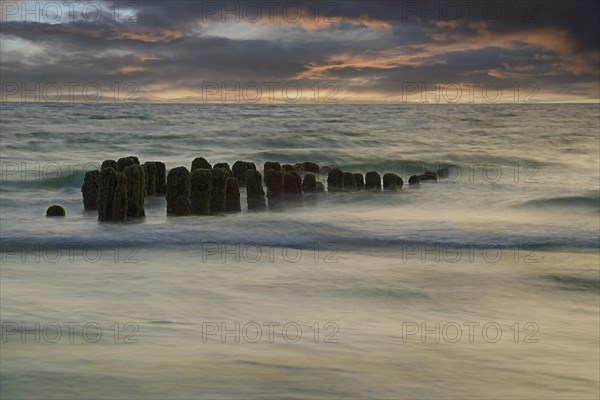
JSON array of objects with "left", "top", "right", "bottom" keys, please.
[
  {"left": 246, "top": 170, "right": 266, "bottom": 210},
  {"left": 302, "top": 173, "right": 317, "bottom": 193},
  {"left": 124, "top": 165, "right": 146, "bottom": 217},
  {"left": 190, "top": 168, "right": 212, "bottom": 215},
  {"left": 166, "top": 167, "right": 190, "bottom": 216},
  {"left": 112, "top": 171, "right": 128, "bottom": 221},
  {"left": 81, "top": 170, "right": 100, "bottom": 210},
  {"left": 144, "top": 162, "right": 157, "bottom": 195},
  {"left": 46, "top": 205, "right": 66, "bottom": 217},
  {"left": 353, "top": 173, "right": 365, "bottom": 190},
  {"left": 282, "top": 164, "right": 296, "bottom": 173},
  {"left": 98, "top": 167, "right": 117, "bottom": 221},
  {"left": 327, "top": 168, "right": 344, "bottom": 192},
  {"left": 264, "top": 161, "right": 281, "bottom": 172},
  {"left": 117, "top": 157, "right": 136, "bottom": 171},
  {"left": 232, "top": 161, "right": 257, "bottom": 187},
  {"left": 383, "top": 173, "right": 403, "bottom": 190},
  {"left": 365, "top": 171, "right": 382, "bottom": 191},
  {"left": 284, "top": 171, "right": 303, "bottom": 196},
  {"left": 343, "top": 172, "right": 357, "bottom": 191},
  {"left": 213, "top": 163, "right": 232, "bottom": 177},
  {"left": 225, "top": 177, "right": 241, "bottom": 212},
  {"left": 101, "top": 160, "right": 117, "bottom": 170},
  {"left": 408, "top": 175, "right": 421, "bottom": 188},
  {"left": 210, "top": 168, "right": 228, "bottom": 214},
  {"left": 154, "top": 162, "right": 167, "bottom": 194},
  {"left": 265, "top": 169, "right": 284, "bottom": 198},
  {"left": 302, "top": 162, "right": 320, "bottom": 175},
  {"left": 191, "top": 157, "right": 212, "bottom": 171}
]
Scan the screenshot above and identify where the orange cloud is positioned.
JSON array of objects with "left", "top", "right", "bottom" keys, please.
[
  {"left": 296, "top": 16, "right": 392, "bottom": 31},
  {"left": 117, "top": 65, "right": 146, "bottom": 74},
  {"left": 296, "top": 48, "right": 443, "bottom": 80},
  {"left": 297, "top": 24, "right": 599, "bottom": 81},
  {"left": 432, "top": 24, "right": 599, "bottom": 76},
  {"left": 107, "top": 29, "right": 182, "bottom": 43}
]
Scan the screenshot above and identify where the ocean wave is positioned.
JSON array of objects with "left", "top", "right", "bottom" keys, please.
[
  {"left": 542, "top": 274, "right": 600, "bottom": 292},
  {"left": 1, "top": 170, "right": 84, "bottom": 190},
  {"left": 2, "top": 220, "right": 598, "bottom": 254},
  {"left": 520, "top": 192, "right": 599, "bottom": 210}
]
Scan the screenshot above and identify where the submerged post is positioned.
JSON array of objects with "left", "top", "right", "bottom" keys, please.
[
  {"left": 191, "top": 157, "right": 212, "bottom": 171},
  {"left": 246, "top": 170, "right": 266, "bottom": 210},
  {"left": 81, "top": 170, "right": 100, "bottom": 210},
  {"left": 353, "top": 173, "right": 365, "bottom": 190},
  {"left": 124, "top": 164, "right": 146, "bottom": 217},
  {"left": 383, "top": 173, "right": 403, "bottom": 190},
  {"left": 210, "top": 168, "right": 228, "bottom": 214},
  {"left": 265, "top": 169, "right": 285, "bottom": 198},
  {"left": 154, "top": 162, "right": 167, "bottom": 195},
  {"left": 284, "top": 171, "right": 303, "bottom": 196},
  {"left": 225, "top": 177, "right": 241, "bottom": 212},
  {"left": 327, "top": 168, "right": 344, "bottom": 192},
  {"left": 98, "top": 167, "right": 116, "bottom": 221},
  {"left": 365, "top": 171, "right": 382, "bottom": 191},
  {"left": 232, "top": 161, "right": 257, "bottom": 187},
  {"left": 112, "top": 171, "right": 128, "bottom": 221},
  {"left": 166, "top": 167, "right": 190, "bottom": 216},
  {"left": 342, "top": 172, "right": 357, "bottom": 191},
  {"left": 302, "top": 173, "right": 317, "bottom": 193},
  {"left": 144, "top": 161, "right": 157, "bottom": 195},
  {"left": 190, "top": 168, "right": 212, "bottom": 215}
]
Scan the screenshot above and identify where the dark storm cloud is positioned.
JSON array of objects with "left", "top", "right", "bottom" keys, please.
[{"left": 0, "top": 0, "right": 598, "bottom": 102}]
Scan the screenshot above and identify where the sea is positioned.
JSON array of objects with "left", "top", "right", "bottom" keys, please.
[{"left": 1, "top": 102, "right": 599, "bottom": 399}]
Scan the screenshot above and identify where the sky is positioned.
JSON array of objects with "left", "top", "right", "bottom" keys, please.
[{"left": 1, "top": 0, "right": 599, "bottom": 103}]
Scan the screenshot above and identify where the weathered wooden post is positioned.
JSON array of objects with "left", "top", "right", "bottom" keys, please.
[
  {"left": 81, "top": 170, "right": 100, "bottom": 210},
  {"left": 342, "top": 172, "right": 357, "bottom": 191},
  {"left": 246, "top": 170, "right": 266, "bottom": 210},
  {"left": 327, "top": 168, "right": 344, "bottom": 192},
  {"left": 166, "top": 167, "right": 190, "bottom": 216},
  {"left": 225, "top": 177, "right": 241, "bottom": 212},
  {"left": 190, "top": 168, "right": 212, "bottom": 215},
  {"left": 302, "top": 173, "right": 317, "bottom": 193},
  {"left": 365, "top": 171, "right": 382, "bottom": 191},
  {"left": 284, "top": 171, "right": 303, "bottom": 196},
  {"left": 191, "top": 157, "right": 212, "bottom": 171},
  {"left": 210, "top": 168, "right": 228, "bottom": 213},
  {"left": 353, "top": 173, "right": 365, "bottom": 190},
  {"left": 144, "top": 161, "right": 157, "bottom": 195},
  {"left": 383, "top": 173, "right": 403, "bottom": 190},
  {"left": 124, "top": 165, "right": 146, "bottom": 217}
]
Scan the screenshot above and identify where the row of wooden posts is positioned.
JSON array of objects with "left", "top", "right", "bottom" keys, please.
[{"left": 81, "top": 156, "right": 441, "bottom": 221}]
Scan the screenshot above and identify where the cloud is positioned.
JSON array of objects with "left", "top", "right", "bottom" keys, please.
[{"left": 0, "top": 0, "right": 598, "bottom": 102}]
